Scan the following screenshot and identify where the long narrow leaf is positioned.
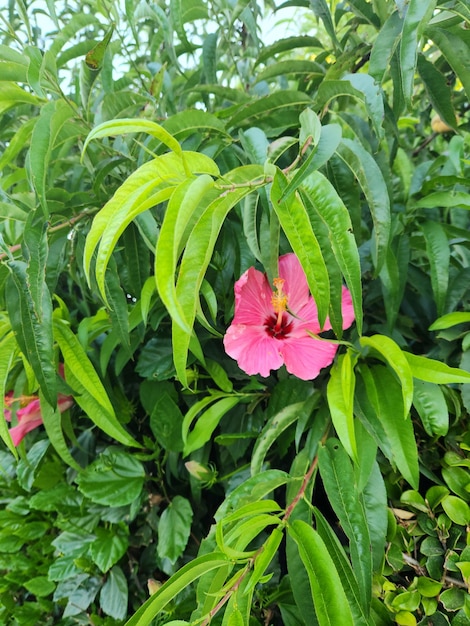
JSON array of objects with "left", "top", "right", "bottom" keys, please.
[{"left": 288, "top": 519, "right": 355, "bottom": 626}]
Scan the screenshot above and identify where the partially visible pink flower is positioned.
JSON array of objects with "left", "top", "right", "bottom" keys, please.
[
  {"left": 223, "top": 254, "right": 355, "bottom": 380},
  {"left": 4, "top": 371, "right": 73, "bottom": 446}
]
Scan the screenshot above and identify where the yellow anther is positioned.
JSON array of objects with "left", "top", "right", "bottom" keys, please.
[{"left": 271, "top": 278, "right": 288, "bottom": 314}]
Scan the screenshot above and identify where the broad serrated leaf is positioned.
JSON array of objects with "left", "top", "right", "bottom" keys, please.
[
  {"left": 413, "top": 380, "right": 448, "bottom": 437},
  {"left": 100, "top": 566, "right": 128, "bottom": 621},
  {"left": 76, "top": 448, "right": 145, "bottom": 506}
]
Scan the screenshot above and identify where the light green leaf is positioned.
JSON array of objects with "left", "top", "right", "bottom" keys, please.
[
  {"left": 245, "top": 526, "right": 283, "bottom": 593},
  {"left": 83, "top": 118, "right": 184, "bottom": 161},
  {"left": 327, "top": 352, "right": 358, "bottom": 462},
  {"left": 405, "top": 352, "right": 470, "bottom": 384},
  {"left": 369, "top": 10, "right": 403, "bottom": 82},
  {"left": 360, "top": 334, "right": 413, "bottom": 418},
  {"left": 427, "top": 26, "right": 470, "bottom": 103},
  {"left": 429, "top": 312, "right": 470, "bottom": 330},
  {"left": 183, "top": 395, "right": 241, "bottom": 456},
  {"left": 288, "top": 519, "right": 355, "bottom": 626},
  {"left": 156, "top": 174, "right": 215, "bottom": 333},
  {"left": 172, "top": 165, "right": 263, "bottom": 384},
  {"left": 124, "top": 554, "right": 230, "bottom": 626}
]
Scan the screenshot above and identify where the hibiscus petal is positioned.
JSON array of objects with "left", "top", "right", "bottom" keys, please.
[
  {"left": 278, "top": 254, "right": 310, "bottom": 313},
  {"left": 280, "top": 336, "right": 339, "bottom": 380},
  {"left": 340, "top": 285, "right": 355, "bottom": 329},
  {"left": 9, "top": 417, "right": 44, "bottom": 446},
  {"left": 232, "top": 267, "right": 273, "bottom": 326},
  {"left": 223, "top": 324, "right": 283, "bottom": 377}
]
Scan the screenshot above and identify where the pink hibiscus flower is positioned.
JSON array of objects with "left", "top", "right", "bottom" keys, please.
[
  {"left": 4, "top": 367, "right": 73, "bottom": 446},
  {"left": 223, "top": 253, "right": 355, "bottom": 380}
]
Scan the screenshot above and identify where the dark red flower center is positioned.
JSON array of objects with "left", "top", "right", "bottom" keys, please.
[{"left": 264, "top": 312, "right": 293, "bottom": 339}]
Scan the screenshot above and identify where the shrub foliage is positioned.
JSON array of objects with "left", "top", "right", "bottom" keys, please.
[{"left": 0, "top": 0, "right": 470, "bottom": 624}]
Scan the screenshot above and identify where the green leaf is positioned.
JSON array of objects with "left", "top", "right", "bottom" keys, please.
[
  {"left": 369, "top": 10, "right": 403, "bottom": 82},
  {"left": 288, "top": 520, "right": 355, "bottom": 626},
  {"left": 429, "top": 312, "right": 470, "bottom": 330},
  {"left": 202, "top": 32, "right": 218, "bottom": 84},
  {"left": 310, "top": 0, "right": 340, "bottom": 50},
  {"left": 53, "top": 319, "right": 140, "bottom": 447},
  {"left": 335, "top": 138, "right": 390, "bottom": 274},
  {"left": 281, "top": 123, "right": 342, "bottom": 200},
  {"left": 90, "top": 527, "right": 128, "bottom": 573},
  {"left": 270, "top": 168, "right": 330, "bottom": 328},
  {"left": 327, "top": 352, "right": 358, "bottom": 462},
  {"left": 6, "top": 262, "right": 57, "bottom": 407},
  {"left": 124, "top": 553, "right": 230, "bottom": 626},
  {"left": 150, "top": 392, "right": 184, "bottom": 452},
  {"left": 156, "top": 174, "right": 215, "bottom": 333},
  {"left": 361, "top": 461, "right": 388, "bottom": 573},
  {"left": 0, "top": 333, "right": 18, "bottom": 455},
  {"left": 405, "top": 352, "right": 470, "bottom": 384},
  {"left": 183, "top": 395, "right": 241, "bottom": 456},
  {"left": 172, "top": 165, "right": 263, "bottom": 384},
  {"left": 360, "top": 364, "right": 419, "bottom": 488},
  {"left": 157, "top": 496, "right": 194, "bottom": 564},
  {"left": 413, "top": 380, "right": 448, "bottom": 437},
  {"left": 421, "top": 221, "right": 449, "bottom": 317},
  {"left": 301, "top": 170, "right": 362, "bottom": 334},
  {"left": 441, "top": 495, "right": 470, "bottom": 526},
  {"left": 417, "top": 53, "right": 458, "bottom": 131},
  {"left": 39, "top": 392, "right": 80, "bottom": 470},
  {"left": 76, "top": 448, "right": 145, "bottom": 506},
  {"left": 314, "top": 508, "right": 372, "bottom": 626},
  {"left": 28, "top": 100, "right": 74, "bottom": 217},
  {"left": 427, "top": 26, "right": 470, "bottom": 103},
  {"left": 85, "top": 24, "right": 114, "bottom": 69},
  {"left": 318, "top": 439, "right": 372, "bottom": 611},
  {"left": 100, "top": 566, "right": 128, "bottom": 621},
  {"left": 227, "top": 91, "right": 312, "bottom": 133},
  {"left": 245, "top": 525, "right": 284, "bottom": 593},
  {"left": 400, "top": 0, "right": 438, "bottom": 108},
  {"left": 414, "top": 191, "right": 470, "bottom": 210},
  {"left": 360, "top": 334, "right": 413, "bottom": 419},
  {"left": 251, "top": 401, "right": 310, "bottom": 475},
  {"left": 83, "top": 118, "right": 184, "bottom": 161}
]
